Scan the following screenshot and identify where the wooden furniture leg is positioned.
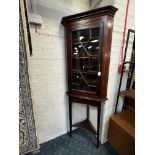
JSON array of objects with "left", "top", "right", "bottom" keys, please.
[
  {"left": 87, "top": 105, "right": 89, "bottom": 120},
  {"left": 69, "top": 97, "right": 72, "bottom": 137},
  {"left": 97, "top": 102, "right": 101, "bottom": 148}
]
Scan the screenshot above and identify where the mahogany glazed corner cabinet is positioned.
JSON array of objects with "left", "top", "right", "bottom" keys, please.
[{"left": 61, "top": 5, "right": 118, "bottom": 147}]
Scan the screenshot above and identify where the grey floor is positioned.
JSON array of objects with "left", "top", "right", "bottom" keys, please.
[{"left": 27, "top": 129, "right": 119, "bottom": 155}]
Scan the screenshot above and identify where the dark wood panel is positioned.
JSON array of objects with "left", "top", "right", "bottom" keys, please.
[
  {"left": 120, "top": 89, "right": 135, "bottom": 100},
  {"left": 72, "top": 119, "right": 96, "bottom": 135},
  {"left": 67, "top": 92, "right": 107, "bottom": 107},
  {"left": 108, "top": 110, "right": 135, "bottom": 155}
]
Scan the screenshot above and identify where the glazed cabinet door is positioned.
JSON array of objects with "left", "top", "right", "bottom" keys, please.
[{"left": 67, "top": 23, "right": 104, "bottom": 97}]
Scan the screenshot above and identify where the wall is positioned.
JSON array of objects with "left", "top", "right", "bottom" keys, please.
[
  {"left": 27, "top": 0, "right": 90, "bottom": 144},
  {"left": 90, "top": 0, "right": 114, "bottom": 9},
  {"left": 90, "top": 0, "right": 135, "bottom": 143}
]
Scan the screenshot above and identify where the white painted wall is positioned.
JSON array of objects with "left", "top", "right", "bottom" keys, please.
[
  {"left": 27, "top": 0, "right": 135, "bottom": 145},
  {"left": 90, "top": 0, "right": 114, "bottom": 9},
  {"left": 27, "top": 0, "right": 90, "bottom": 144},
  {"left": 90, "top": 0, "right": 135, "bottom": 143}
]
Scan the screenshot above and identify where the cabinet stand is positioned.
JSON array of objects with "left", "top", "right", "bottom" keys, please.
[{"left": 68, "top": 96, "right": 103, "bottom": 148}]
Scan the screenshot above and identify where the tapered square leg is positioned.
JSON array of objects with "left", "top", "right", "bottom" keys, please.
[
  {"left": 97, "top": 103, "right": 101, "bottom": 148},
  {"left": 87, "top": 105, "right": 89, "bottom": 120},
  {"left": 69, "top": 97, "right": 72, "bottom": 137}
]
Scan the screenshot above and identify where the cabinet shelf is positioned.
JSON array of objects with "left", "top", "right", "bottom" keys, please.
[
  {"left": 72, "top": 37, "right": 99, "bottom": 43},
  {"left": 72, "top": 119, "right": 96, "bottom": 135},
  {"left": 72, "top": 41, "right": 89, "bottom": 44},
  {"left": 120, "top": 89, "right": 135, "bottom": 100},
  {"left": 80, "top": 56, "right": 98, "bottom": 59},
  {"left": 73, "top": 56, "right": 98, "bottom": 59},
  {"left": 72, "top": 82, "right": 96, "bottom": 88},
  {"left": 72, "top": 69, "right": 97, "bottom": 75}
]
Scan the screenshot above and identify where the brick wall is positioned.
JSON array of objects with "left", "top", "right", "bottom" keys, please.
[{"left": 27, "top": 0, "right": 90, "bottom": 144}]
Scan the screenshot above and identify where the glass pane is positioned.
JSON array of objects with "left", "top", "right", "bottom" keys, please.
[
  {"left": 72, "top": 43, "right": 80, "bottom": 71},
  {"left": 86, "top": 40, "right": 99, "bottom": 56},
  {"left": 78, "top": 43, "right": 88, "bottom": 57},
  {"left": 86, "top": 74, "right": 97, "bottom": 86},
  {"left": 80, "top": 58, "right": 89, "bottom": 71},
  {"left": 90, "top": 58, "right": 98, "bottom": 71},
  {"left": 79, "top": 29, "right": 90, "bottom": 42},
  {"left": 72, "top": 57, "right": 79, "bottom": 70},
  {"left": 91, "top": 28, "right": 99, "bottom": 38},
  {"left": 71, "top": 27, "right": 100, "bottom": 93},
  {"left": 79, "top": 80, "right": 89, "bottom": 91},
  {"left": 72, "top": 72, "right": 80, "bottom": 83},
  {"left": 72, "top": 31, "right": 78, "bottom": 40}
]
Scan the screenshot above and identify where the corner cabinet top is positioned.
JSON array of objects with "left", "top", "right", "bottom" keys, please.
[{"left": 61, "top": 5, "right": 118, "bottom": 26}]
